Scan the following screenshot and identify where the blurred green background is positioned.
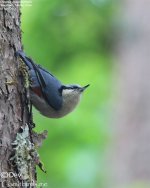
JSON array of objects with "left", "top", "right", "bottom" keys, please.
[{"left": 21, "top": 0, "right": 116, "bottom": 187}]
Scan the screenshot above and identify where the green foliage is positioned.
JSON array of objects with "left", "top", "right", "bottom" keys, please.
[{"left": 21, "top": 0, "right": 115, "bottom": 187}]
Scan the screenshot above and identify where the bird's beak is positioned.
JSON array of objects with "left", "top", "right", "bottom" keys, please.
[{"left": 80, "top": 84, "right": 90, "bottom": 92}]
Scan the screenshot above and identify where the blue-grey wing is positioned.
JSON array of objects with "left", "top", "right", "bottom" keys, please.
[{"left": 37, "top": 67, "right": 63, "bottom": 110}]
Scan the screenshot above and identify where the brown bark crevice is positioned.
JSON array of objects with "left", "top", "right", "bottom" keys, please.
[{"left": 0, "top": 0, "right": 38, "bottom": 186}]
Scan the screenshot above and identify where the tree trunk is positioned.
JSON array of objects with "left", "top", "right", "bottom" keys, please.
[
  {"left": 109, "top": 0, "right": 150, "bottom": 187},
  {"left": 0, "top": 1, "right": 37, "bottom": 187}
]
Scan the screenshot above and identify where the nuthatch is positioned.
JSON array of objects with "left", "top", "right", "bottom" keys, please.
[{"left": 16, "top": 51, "right": 89, "bottom": 118}]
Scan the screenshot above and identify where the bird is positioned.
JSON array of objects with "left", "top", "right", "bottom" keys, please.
[{"left": 16, "top": 51, "right": 89, "bottom": 118}]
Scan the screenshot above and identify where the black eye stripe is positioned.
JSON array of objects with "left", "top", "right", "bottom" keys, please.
[
  {"left": 61, "top": 85, "right": 80, "bottom": 90},
  {"left": 68, "top": 86, "right": 79, "bottom": 90},
  {"left": 72, "top": 86, "right": 78, "bottom": 89}
]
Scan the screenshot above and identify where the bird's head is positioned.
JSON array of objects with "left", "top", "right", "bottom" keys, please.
[{"left": 60, "top": 84, "right": 90, "bottom": 114}]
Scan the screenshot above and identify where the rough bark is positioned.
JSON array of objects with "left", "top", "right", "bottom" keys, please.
[
  {"left": 0, "top": 0, "right": 37, "bottom": 187},
  {"left": 109, "top": 0, "right": 150, "bottom": 188}
]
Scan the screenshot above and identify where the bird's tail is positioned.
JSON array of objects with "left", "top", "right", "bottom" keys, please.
[
  {"left": 16, "top": 50, "right": 35, "bottom": 70},
  {"left": 16, "top": 50, "right": 47, "bottom": 89}
]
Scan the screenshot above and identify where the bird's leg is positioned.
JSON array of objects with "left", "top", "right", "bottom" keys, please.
[{"left": 29, "top": 102, "right": 35, "bottom": 128}]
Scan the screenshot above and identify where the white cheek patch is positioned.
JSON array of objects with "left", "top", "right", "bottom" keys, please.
[{"left": 62, "top": 89, "right": 74, "bottom": 95}]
